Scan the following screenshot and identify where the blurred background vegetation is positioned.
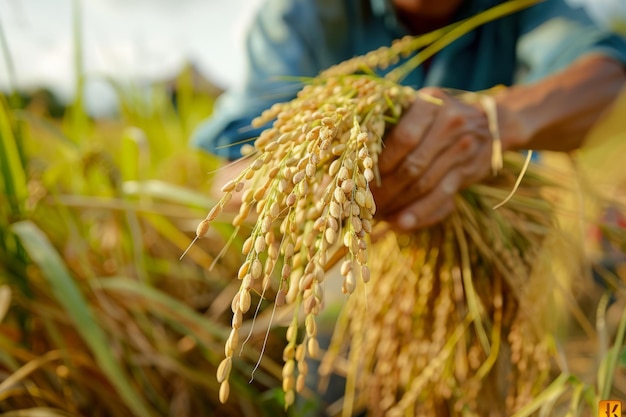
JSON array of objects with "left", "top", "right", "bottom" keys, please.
[
  {"left": 0, "top": 65, "right": 299, "bottom": 417},
  {"left": 0, "top": 2, "right": 300, "bottom": 413}
]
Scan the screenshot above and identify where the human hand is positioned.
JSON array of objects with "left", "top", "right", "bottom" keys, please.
[{"left": 371, "top": 87, "right": 496, "bottom": 231}]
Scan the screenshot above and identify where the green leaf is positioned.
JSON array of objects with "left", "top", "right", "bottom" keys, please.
[
  {"left": 11, "top": 220, "right": 153, "bottom": 417},
  {"left": 0, "top": 96, "right": 27, "bottom": 216},
  {"left": 122, "top": 180, "right": 215, "bottom": 208},
  {"left": 511, "top": 373, "right": 572, "bottom": 417},
  {"left": 121, "top": 128, "right": 142, "bottom": 181},
  {"left": 599, "top": 296, "right": 626, "bottom": 399},
  {"left": 0, "top": 285, "right": 10, "bottom": 323},
  {"left": 95, "top": 277, "right": 228, "bottom": 341}
]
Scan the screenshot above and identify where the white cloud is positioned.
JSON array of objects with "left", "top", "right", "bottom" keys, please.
[{"left": 0, "top": 0, "right": 263, "bottom": 114}]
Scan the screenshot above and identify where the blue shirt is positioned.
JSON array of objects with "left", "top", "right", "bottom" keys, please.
[{"left": 191, "top": 0, "right": 626, "bottom": 159}]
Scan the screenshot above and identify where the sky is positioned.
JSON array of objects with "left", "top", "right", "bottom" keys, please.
[
  {"left": 0, "top": 0, "right": 624, "bottom": 115},
  {"left": 0, "top": 0, "right": 262, "bottom": 114}
]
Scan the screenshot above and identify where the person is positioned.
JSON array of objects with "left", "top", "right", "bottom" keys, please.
[{"left": 191, "top": 0, "right": 626, "bottom": 232}]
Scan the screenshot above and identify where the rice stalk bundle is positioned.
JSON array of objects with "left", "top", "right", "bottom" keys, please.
[
  {"left": 187, "top": 0, "right": 572, "bottom": 414},
  {"left": 201, "top": 84, "right": 557, "bottom": 412},
  {"left": 318, "top": 159, "right": 556, "bottom": 416}
]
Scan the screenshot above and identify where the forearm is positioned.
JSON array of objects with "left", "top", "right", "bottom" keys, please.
[{"left": 497, "top": 54, "right": 626, "bottom": 152}]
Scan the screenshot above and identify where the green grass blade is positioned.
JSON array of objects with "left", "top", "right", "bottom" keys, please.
[
  {"left": 452, "top": 213, "right": 490, "bottom": 353},
  {"left": 68, "top": 0, "right": 88, "bottom": 143},
  {"left": 122, "top": 179, "right": 215, "bottom": 209},
  {"left": 564, "top": 380, "right": 590, "bottom": 417},
  {"left": 11, "top": 220, "right": 153, "bottom": 417},
  {"left": 0, "top": 285, "right": 10, "bottom": 323},
  {"left": 0, "top": 96, "right": 27, "bottom": 215},
  {"left": 0, "top": 15, "right": 23, "bottom": 111},
  {"left": 599, "top": 295, "right": 626, "bottom": 399},
  {"left": 511, "top": 373, "right": 571, "bottom": 417},
  {"left": 95, "top": 276, "right": 228, "bottom": 340}
]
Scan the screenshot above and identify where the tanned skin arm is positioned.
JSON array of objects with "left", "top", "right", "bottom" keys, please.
[{"left": 373, "top": 54, "right": 626, "bottom": 231}]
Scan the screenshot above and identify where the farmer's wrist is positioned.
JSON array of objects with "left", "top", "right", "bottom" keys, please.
[{"left": 493, "top": 91, "right": 536, "bottom": 153}]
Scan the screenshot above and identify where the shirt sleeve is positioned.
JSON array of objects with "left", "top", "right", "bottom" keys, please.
[
  {"left": 515, "top": 0, "right": 626, "bottom": 84},
  {"left": 190, "top": 0, "right": 349, "bottom": 160}
]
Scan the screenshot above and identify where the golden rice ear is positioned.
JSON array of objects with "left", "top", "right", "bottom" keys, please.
[{"left": 191, "top": 73, "right": 417, "bottom": 406}]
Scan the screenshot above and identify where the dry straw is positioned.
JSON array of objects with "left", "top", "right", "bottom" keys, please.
[{"left": 185, "top": 0, "right": 574, "bottom": 414}]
